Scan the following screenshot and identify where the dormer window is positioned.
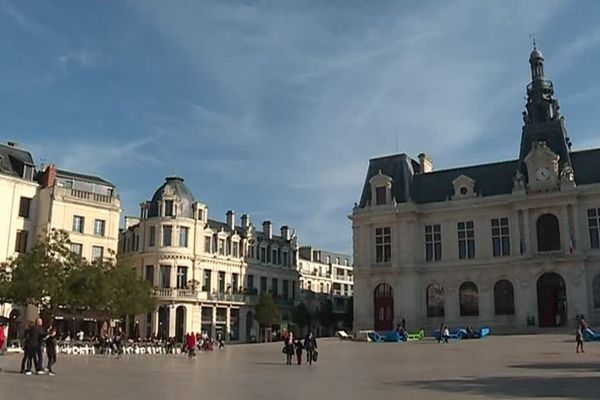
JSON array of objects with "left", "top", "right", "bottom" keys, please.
[
  {"left": 164, "top": 200, "right": 174, "bottom": 217},
  {"left": 452, "top": 175, "right": 476, "bottom": 200},
  {"left": 375, "top": 187, "right": 386, "bottom": 205},
  {"left": 369, "top": 171, "right": 393, "bottom": 206}
]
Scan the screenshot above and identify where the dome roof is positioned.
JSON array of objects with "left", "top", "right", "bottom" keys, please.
[
  {"left": 148, "top": 176, "right": 195, "bottom": 218},
  {"left": 529, "top": 48, "right": 544, "bottom": 61}
]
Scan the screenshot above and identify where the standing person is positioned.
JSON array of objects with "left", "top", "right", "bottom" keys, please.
[
  {"left": 114, "top": 327, "right": 124, "bottom": 358},
  {"left": 21, "top": 322, "right": 32, "bottom": 373},
  {"left": 217, "top": 332, "right": 225, "bottom": 349},
  {"left": 45, "top": 328, "right": 58, "bottom": 375},
  {"left": 442, "top": 326, "right": 450, "bottom": 344},
  {"left": 186, "top": 332, "right": 196, "bottom": 358},
  {"left": 576, "top": 327, "right": 584, "bottom": 353},
  {"left": 304, "top": 331, "right": 318, "bottom": 365},
  {"left": 436, "top": 323, "right": 445, "bottom": 343},
  {"left": 294, "top": 338, "right": 303, "bottom": 365},
  {"left": 0, "top": 321, "right": 6, "bottom": 372},
  {"left": 30, "top": 318, "right": 45, "bottom": 374},
  {"left": 284, "top": 332, "right": 294, "bottom": 365}
]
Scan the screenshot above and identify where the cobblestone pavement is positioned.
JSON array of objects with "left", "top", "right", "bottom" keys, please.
[{"left": 1, "top": 334, "right": 599, "bottom": 399}]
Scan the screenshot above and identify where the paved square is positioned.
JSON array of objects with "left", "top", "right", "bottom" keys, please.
[{"left": 1, "top": 334, "right": 599, "bottom": 399}]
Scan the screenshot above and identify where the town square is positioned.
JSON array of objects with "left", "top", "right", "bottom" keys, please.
[{"left": 2, "top": 1, "right": 600, "bottom": 399}]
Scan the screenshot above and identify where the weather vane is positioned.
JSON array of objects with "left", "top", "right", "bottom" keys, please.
[{"left": 530, "top": 33, "right": 537, "bottom": 49}]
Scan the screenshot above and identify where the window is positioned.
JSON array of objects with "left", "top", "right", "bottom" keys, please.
[
  {"left": 18, "top": 197, "right": 32, "bottom": 218},
  {"left": 459, "top": 281, "right": 479, "bottom": 316},
  {"left": 458, "top": 221, "right": 475, "bottom": 259},
  {"left": 320, "top": 282, "right": 324, "bottom": 293},
  {"left": 202, "top": 270, "right": 212, "bottom": 292},
  {"left": 260, "top": 277, "right": 267, "bottom": 294},
  {"left": 164, "top": 200, "right": 174, "bottom": 217},
  {"left": 588, "top": 209, "right": 600, "bottom": 249},
  {"left": 536, "top": 214, "right": 560, "bottom": 251},
  {"left": 283, "top": 280, "right": 289, "bottom": 299},
  {"left": 282, "top": 251, "right": 288, "bottom": 267},
  {"left": 272, "top": 249, "right": 277, "bottom": 264},
  {"left": 94, "top": 219, "right": 106, "bottom": 236},
  {"left": 73, "top": 216, "right": 85, "bottom": 233},
  {"left": 15, "top": 230, "right": 28, "bottom": 253},
  {"left": 593, "top": 274, "right": 600, "bottom": 308},
  {"left": 375, "top": 186, "right": 386, "bottom": 205},
  {"left": 149, "top": 226, "right": 156, "bottom": 247},
  {"left": 491, "top": 218, "right": 510, "bottom": 257},
  {"left": 70, "top": 243, "right": 83, "bottom": 256},
  {"left": 232, "top": 242, "right": 239, "bottom": 258},
  {"left": 494, "top": 280, "right": 515, "bottom": 315},
  {"left": 218, "top": 272, "right": 226, "bottom": 293},
  {"left": 375, "top": 227, "right": 391, "bottom": 263},
  {"left": 203, "top": 236, "right": 211, "bottom": 253},
  {"left": 162, "top": 225, "right": 172, "bottom": 247},
  {"left": 179, "top": 227, "right": 189, "bottom": 247},
  {"left": 160, "top": 265, "right": 171, "bottom": 288},
  {"left": 177, "top": 266, "right": 188, "bottom": 289},
  {"left": 425, "top": 224, "right": 442, "bottom": 261},
  {"left": 426, "top": 283, "right": 444, "bottom": 317},
  {"left": 260, "top": 247, "right": 266, "bottom": 263},
  {"left": 218, "top": 239, "right": 225, "bottom": 256},
  {"left": 145, "top": 265, "right": 154, "bottom": 285},
  {"left": 232, "top": 273, "right": 239, "bottom": 293},
  {"left": 92, "top": 246, "right": 104, "bottom": 260},
  {"left": 272, "top": 278, "right": 278, "bottom": 296},
  {"left": 247, "top": 274, "right": 255, "bottom": 292},
  {"left": 198, "top": 209, "right": 204, "bottom": 220}
]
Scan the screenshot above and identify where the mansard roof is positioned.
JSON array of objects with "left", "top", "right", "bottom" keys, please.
[
  {"left": 358, "top": 148, "right": 600, "bottom": 206},
  {"left": 0, "top": 142, "right": 35, "bottom": 179}
]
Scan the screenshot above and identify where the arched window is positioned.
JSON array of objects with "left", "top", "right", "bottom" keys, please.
[
  {"left": 593, "top": 275, "right": 600, "bottom": 309},
  {"left": 459, "top": 281, "right": 479, "bottom": 316},
  {"left": 494, "top": 280, "right": 515, "bottom": 315},
  {"left": 426, "top": 284, "right": 445, "bottom": 317},
  {"left": 537, "top": 214, "right": 561, "bottom": 252}
]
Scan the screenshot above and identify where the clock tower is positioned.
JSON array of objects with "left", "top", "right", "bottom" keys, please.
[{"left": 518, "top": 44, "right": 573, "bottom": 185}]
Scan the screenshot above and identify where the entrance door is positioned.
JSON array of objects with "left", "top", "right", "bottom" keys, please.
[
  {"left": 537, "top": 272, "right": 567, "bottom": 327},
  {"left": 175, "top": 306, "right": 185, "bottom": 342},
  {"left": 374, "top": 283, "right": 394, "bottom": 331}
]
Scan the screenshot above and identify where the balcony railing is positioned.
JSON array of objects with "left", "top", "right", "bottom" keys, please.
[
  {"left": 152, "top": 288, "right": 199, "bottom": 299},
  {"left": 54, "top": 186, "right": 119, "bottom": 206}
]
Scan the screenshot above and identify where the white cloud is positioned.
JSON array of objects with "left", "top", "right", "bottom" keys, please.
[{"left": 57, "top": 49, "right": 102, "bottom": 68}]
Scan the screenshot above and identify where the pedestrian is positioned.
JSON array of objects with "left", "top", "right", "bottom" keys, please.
[
  {"left": 30, "top": 318, "right": 45, "bottom": 374},
  {"left": 294, "top": 338, "right": 303, "bottom": 365},
  {"left": 304, "top": 331, "right": 318, "bottom": 365},
  {"left": 114, "top": 327, "right": 124, "bottom": 358},
  {"left": 186, "top": 332, "right": 196, "bottom": 358},
  {"left": 45, "top": 328, "right": 58, "bottom": 375},
  {"left": 20, "top": 322, "right": 31, "bottom": 373},
  {"left": 0, "top": 320, "right": 6, "bottom": 373},
  {"left": 217, "top": 332, "right": 225, "bottom": 349},
  {"left": 576, "top": 327, "right": 584, "bottom": 353},
  {"left": 442, "top": 326, "right": 450, "bottom": 344},
  {"left": 436, "top": 323, "right": 444, "bottom": 343},
  {"left": 284, "top": 332, "right": 294, "bottom": 365}
]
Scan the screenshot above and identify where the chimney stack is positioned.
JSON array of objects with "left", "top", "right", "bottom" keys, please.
[
  {"left": 262, "top": 220, "right": 273, "bottom": 239},
  {"left": 6, "top": 141, "right": 18, "bottom": 148},
  {"left": 281, "top": 225, "right": 291, "bottom": 241},
  {"left": 226, "top": 210, "right": 235, "bottom": 229},
  {"left": 41, "top": 165, "right": 57, "bottom": 188},
  {"left": 418, "top": 153, "right": 433, "bottom": 173},
  {"left": 241, "top": 214, "right": 250, "bottom": 230}
]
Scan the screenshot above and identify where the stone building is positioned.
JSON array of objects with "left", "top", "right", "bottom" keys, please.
[
  {"left": 352, "top": 47, "right": 600, "bottom": 333},
  {"left": 119, "top": 176, "right": 299, "bottom": 342}
]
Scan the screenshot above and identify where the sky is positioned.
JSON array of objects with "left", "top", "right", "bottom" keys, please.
[{"left": 1, "top": 0, "right": 600, "bottom": 254}]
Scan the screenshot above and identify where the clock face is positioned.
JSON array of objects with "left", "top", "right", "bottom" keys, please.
[{"left": 536, "top": 167, "right": 550, "bottom": 181}]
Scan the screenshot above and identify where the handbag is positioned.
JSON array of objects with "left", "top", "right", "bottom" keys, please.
[
  {"left": 282, "top": 346, "right": 287, "bottom": 354},
  {"left": 312, "top": 350, "right": 318, "bottom": 362}
]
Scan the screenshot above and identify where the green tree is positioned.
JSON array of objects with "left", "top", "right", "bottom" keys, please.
[
  {"left": 105, "top": 263, "right": 155, "bottom": 318},
  {"left": 255, "top": 293, "right": 278, "bottom": 341},
  {"left": 292, "top": 302, "right": 311, "bottom": 330}
]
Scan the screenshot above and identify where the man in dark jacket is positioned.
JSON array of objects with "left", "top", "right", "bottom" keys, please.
[
  {"left": 304, "top": 331, "right": 318, "bottom": 365},
  {"left": 27, "top": 318, "right": 45, "bottom": 374}
]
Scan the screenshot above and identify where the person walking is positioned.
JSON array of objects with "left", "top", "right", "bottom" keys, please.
[
  {"left": 576, "top": 327, "right": 584, "bottom": 353},
  {"left": 30, "top": 318, "right": 46, "bottom": 374},
  {"left": 304, "top": 331, "right": 318, "bottom": 365},
  {"left": 294, "top": 338, "right": 303, "bottom": 365},
  {"left": 45, "top": 328, "right": 58, "bottom": 375},
  {"left": 284, "top": 332, "right": 294, "bottom": 365},
  {"left": 186, "top": 332, "right": 196, "bottom": 358},
  {"left": 217, "top": 332, "right": 225, "bottom": 349},
  {"left": 0, "top": 320, "right": 6, "bottom": 372}
]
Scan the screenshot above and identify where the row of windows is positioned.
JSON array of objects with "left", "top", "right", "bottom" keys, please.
[
  {"left": 69, "top": 243, "right": 105, "bottom": 261},
  {"left": 72, "top": 216, "right": 106, "bottom": 236}
]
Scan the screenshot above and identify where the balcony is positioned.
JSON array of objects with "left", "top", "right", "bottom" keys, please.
[
  {"left": 54, "top": 186, "right": 120, "bottom": 207},
  {"left": 207, "top": 292, "right": 247, "bottom": 303},
  {"left": 152, "top": 288, "right": 200, "bottom": 300}
]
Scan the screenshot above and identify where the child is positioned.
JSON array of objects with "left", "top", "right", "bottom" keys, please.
[
  {"left": 576, "top": 327, "right": 584, "bottom": 353},
  {"left": 45, "top": 328, "right": 58, "bottom": 376},
  {"left": 294, "top": 339, "right": 303, "bottom": 365}
]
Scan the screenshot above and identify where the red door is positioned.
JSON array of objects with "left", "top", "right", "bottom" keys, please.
[{"left": 374, "top": 283, "right": 394, "bottom": 331}]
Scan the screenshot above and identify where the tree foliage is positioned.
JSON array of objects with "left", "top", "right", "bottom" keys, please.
[
  {"left": 255, "top": 292, "right": 279, "bottom": 328},
  {"left": 292, "top": 302, "right": 312, "bottom": 329},
  {"left": 0, "top": 229, "right": 154, "bottom": 320}
]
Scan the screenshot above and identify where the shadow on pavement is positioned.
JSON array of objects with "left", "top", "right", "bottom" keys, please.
[
  {"left": 403, "top": 376, "right": 600, "bottom": 399},
  {"left": 510, "top": 361, "right": 600, "bottom": 372}
]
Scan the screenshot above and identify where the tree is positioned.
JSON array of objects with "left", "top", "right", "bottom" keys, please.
[
  {"left": 255, "top": 293, "right": 278, "bottom": 341},
  {"left": 104, "top": 263, "right": 155, "bottom": 318},
  {"left": 292, "top": 302, "right": 311, "bottom": 331}
]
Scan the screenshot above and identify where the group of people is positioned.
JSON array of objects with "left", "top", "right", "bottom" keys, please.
[
  {"left": 282, "top": 330, "right": 318, "bottom": 366},
  {"left": 20, "top": 318, "right": 58, "bottom": 376},
  {"left": 184, "top": 331, "right": 224, "bottom": 357}
]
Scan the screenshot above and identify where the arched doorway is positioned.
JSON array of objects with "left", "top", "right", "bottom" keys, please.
[
  {"left": 158, "top": 306, "right": 170, "bottom": 339},
  {"left": 175, "top": 306, "right": 186, "bottom": 342},
  {"left": 426, "top": 283, "right": 444, "bottom": 317},
  {"left": 536, "top": 214, "right": 561, "bottom": 252},
  {"left": 537, "top": 272, "right": 567, "bottom": 327},
  {"left": 373, "top": 283, "right": 393, "bottom": 331}
]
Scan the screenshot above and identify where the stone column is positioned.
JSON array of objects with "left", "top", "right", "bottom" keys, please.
[
  {"left": 239, "top": 309, "right": 247, "bottom": 343},
  {"left": 170, "top": 261, "right": 177, "bottom": 289},
  {"left": 168, "top": 305, "right": 177, "bottom": 337},
  {"left": 226, "top": 307, "right": 231, "bottom": 341},
  {"left": 151, "top": 309, "right": 159, "bottom": 337},
  {"left": 154, "top": 264, "right": 160, "bottom": 287},
  {"left": 523, "top": 208, "right": 532, "bottom": 255},
  {"left": 211, "top": 305, "right": 217, "bottom": 338}
]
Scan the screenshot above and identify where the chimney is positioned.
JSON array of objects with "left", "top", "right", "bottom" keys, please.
[
  {"left": 41, "top": 165, "right": 57, "bottom": 188},
  {"left": 7, "top": 141, "right": 18, "bottom": 148},
  {"left": 281, "top": 225, "right": 290, "bottom": 241},
  {"left": 241, "top": 214, "right": 250, "bottom": 230},
  {"left": 226, "top": 210, "right": 235, "bottom": 229},
  {"left": 418, "top": 153, "right": 433, "bottom": 173},
  {"left": 262, "top": 220, "right": 272, "bottom": 239}
]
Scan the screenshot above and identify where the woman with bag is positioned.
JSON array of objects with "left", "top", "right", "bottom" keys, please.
[
  {"left": 304, "top": 331, "right": 318, "bottom": 365},
  {"left": 283, "top": 332, "right": 294, "bottom": 365}
]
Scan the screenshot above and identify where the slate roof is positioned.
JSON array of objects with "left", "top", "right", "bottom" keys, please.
[
  {"left": 359, "top": 148, "right": 600, "bottom": 207},
  {"left": 0, "top": 143, "right": 35, "bottom": 179},
  {"left": 206, "top": 219, "right": 292, "bottom": 244},
  {"left": 148, "top": 177, "right": 194, "bottom": 218},
  {"left": 56, "top": 169, "right": 114, "bottom": 187}
]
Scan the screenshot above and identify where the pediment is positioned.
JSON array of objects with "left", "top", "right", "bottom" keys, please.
[{"left": 451, "top": 174, "right": 476, "bottom": 199}]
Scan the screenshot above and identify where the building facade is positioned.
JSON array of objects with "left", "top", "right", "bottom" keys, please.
[
  {"left": 119, "top": 176, "right": 299, "bottom": 342},
  {"left": 352, "top": 48, "right": 600, "bottom": 333}
]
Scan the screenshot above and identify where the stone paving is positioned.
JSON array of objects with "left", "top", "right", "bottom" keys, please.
[{"left": 1, "top": 334, "right": 599, "bottom": 399}]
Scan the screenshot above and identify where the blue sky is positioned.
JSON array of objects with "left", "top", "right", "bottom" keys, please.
[{"left": 2, "top": 1, "right": 600, "bottom": 254}]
